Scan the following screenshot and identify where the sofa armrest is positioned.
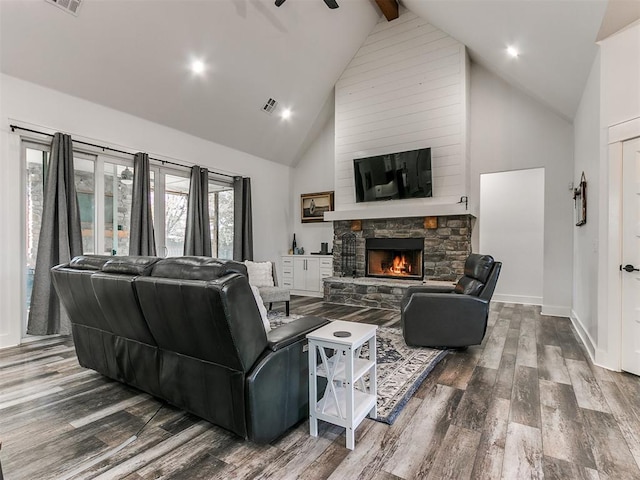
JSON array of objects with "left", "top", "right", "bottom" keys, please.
[
  {"left": 246, "top": 316, "right": 329, "bottom": 443},
  {"left": 266, "top": 316, "right": 329, "bottom": 352}
]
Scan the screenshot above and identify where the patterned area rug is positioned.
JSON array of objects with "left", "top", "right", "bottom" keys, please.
[{"left": 267, "top": 312, "right": 448, "bottom": 425}]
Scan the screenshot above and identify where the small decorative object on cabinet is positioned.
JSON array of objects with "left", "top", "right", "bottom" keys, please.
[
  {"left": 301, "top": 191, "right": 334, "bottom": 223},
  {"left": 573, "top": 172, "right": 587, "bottom": 226},
  {"left": 307, "top": 320, "right": 377, "bottom": 450}
]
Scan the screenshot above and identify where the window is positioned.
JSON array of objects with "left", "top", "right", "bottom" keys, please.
[
  {"left": 103, "top": 162, "right": 156, "bottom": 256},
  {"left": 25, "top": 146, "right": 49, "bottom": 313},
  {"left": 209, "top": 182, "right": 234, "bottom": 259},
  {"left": 74, "top": 155, "right": 96, "bottom": 254},
  {"left": 24, "top": 144, "right": 96, "bottom": 320},
  {"left": 164, "top": 174, "right": 190, "bottom": 257}
]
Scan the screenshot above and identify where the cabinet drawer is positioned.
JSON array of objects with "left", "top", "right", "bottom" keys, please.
[
  {"left": 320, "top": 258, "right": 332, "bottom": 267},
  {"left": 282, "top": 258, "right": 293, "bottom": 266},
  {"left": 282, "top": 280, "right": 293, "bottom": 288},
  {"left": 282, "top": 266, "right": 293, "bottom": 276}
]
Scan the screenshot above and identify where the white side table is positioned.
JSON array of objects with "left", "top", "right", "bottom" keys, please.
[{"left": 307, "top": 320, "right": 377, "bottom": 450}]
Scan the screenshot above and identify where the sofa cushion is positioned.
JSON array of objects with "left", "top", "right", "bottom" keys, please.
[
  {"left": 454, "top": 277, "right": 485, "bottom": 296},
  {"left": 258, "top": 286, "right": 290, "bottom": 303},
  {"left": 150, "top": 257, "right": 248, "bottom": 280},
  {"left": 69, "top": 255, "right": 113, "bottom": 271},
  {"left": 463, "top": 254, "right": 495, "bottom": 283},
  {"left": 245, "top": 261, "right": 274, "bottom": 287},
  {"left": 250, "top": 285, "right": 271, "bottom": 333},
  {"left": 102, "top": 256, "right": 159, "bottom": 276}
]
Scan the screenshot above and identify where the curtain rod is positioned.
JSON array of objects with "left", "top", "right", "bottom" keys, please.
[{"left": 9, "top": 124, "right": 236, "bottom": 179}]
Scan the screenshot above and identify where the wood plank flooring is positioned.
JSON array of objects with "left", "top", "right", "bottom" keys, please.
[{"left": 2, "top": 298, "right": 640, "bottom": 479}]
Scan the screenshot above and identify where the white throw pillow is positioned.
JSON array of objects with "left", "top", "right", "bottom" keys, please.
[
  {"left": 250, "top": 285, "right": 271, "bottom": 333},
  {"left": 244, "top": 260, "right": 275, "bottom": 288}
]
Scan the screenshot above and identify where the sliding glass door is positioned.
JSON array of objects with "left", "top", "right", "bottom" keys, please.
[{"left": 23, "top": 139, "right": 234, "bottom": 336}]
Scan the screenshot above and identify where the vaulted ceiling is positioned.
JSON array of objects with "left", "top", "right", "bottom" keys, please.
[{"left": 1, "top": 0, "right": 612, "bottom": 166}]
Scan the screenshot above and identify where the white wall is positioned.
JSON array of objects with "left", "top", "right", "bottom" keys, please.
[
  {"left": 291, "top": 116, "right": 335, "bottom": 254},
  {"left": 480, "top": 168, "right": 544, "bottom": 305},
  {"left": 0, "top": 74, "right": 291, "bottom": 348},
  {"left": 600, "top": 22, "right": 640, "bottom": 127},
  {"left": 572, "top": 52, "right": 601, "bottom": 358},
  {"left": 334, "top": 9, "right": 468, "bottom": 213},
  {"left": 470, "top": 64, "right": 574, "bottom": 316}
]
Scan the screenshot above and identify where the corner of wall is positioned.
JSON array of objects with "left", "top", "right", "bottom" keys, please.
[{"left": 570, "top": 308, "right": 597, "bottom": 361}]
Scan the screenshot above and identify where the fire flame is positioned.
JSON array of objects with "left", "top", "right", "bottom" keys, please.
[{"left": 389, "top": 254, "right": 411, "bottom": 275}]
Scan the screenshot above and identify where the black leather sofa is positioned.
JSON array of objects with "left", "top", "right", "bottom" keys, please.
[
  {"left": 51, "top": 255, "right": 329, "bottom": 443},
  {"left": 401, "top": 253, "right": 501, "bottom": 348}
]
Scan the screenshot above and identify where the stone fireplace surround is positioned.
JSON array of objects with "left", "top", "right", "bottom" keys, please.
[{"left": 325, "top": 215, "right": 473, "bottom": 309}]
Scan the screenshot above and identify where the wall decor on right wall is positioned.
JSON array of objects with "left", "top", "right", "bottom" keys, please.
[{"left": 574, "top": 171, "right": 587, "bottom": 226}]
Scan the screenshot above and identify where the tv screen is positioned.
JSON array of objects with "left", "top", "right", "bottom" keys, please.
[{"left": 353, "top": 148, "right": 432, "bottom": 203}]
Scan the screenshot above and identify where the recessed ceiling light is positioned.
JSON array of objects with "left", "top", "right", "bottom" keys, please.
[
  {"left": 281, "top": 108, "right": 292, "bottom": 120},
  {"left": 190, "top": 59, "right": 206, "bottom": 75},
  {"left": 506, "top": 46, "right": 519, "bottom": 58}
]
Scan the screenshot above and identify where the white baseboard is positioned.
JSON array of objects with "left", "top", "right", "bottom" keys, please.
[
  {"left": 493, "top": 294, "right": 542, "bottom": 305},
  {"left": 569, "top": 309, "right": 597, "bottom": 361},
  {"left": 0, "top": 332, "right": 20, "bottom": 350},
  {"left": 540, "top": 305, "right": 571, "bottom": 317}
]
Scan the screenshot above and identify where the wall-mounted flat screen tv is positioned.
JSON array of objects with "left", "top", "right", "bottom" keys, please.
[{"left": 353, "top": 147, "right": 432, "bottom": 203}]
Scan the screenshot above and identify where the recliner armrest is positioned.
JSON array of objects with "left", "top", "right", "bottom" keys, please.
[
  {"left": 405, "top": 285, "right": 456, "bottom": 296},
  {"left": 401, "top": 284, "right": 456, "bottom": 310},
  {"left": 266, "top": 316, "right": 329, "bottom": 352},
  {"left": 404, "top": 292, "right": 489, "bottom": 316}
]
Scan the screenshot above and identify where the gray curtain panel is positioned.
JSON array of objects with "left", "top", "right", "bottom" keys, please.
[
  {"left": 27, "top": 133, "right": 83, "bottom": 335},
  {"left": 184, "top": 166, "right": 212, "bottom": 256},
  {"left": 233, "top": 176, "right": 253, "bottom": 261},
  {"left": 130, "top": 152, "right": 157, "bottom": 256}
]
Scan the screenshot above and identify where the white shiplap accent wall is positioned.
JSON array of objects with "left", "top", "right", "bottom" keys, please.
[{"left": 333, "top": 11, "right": 469, "bottom": 214}]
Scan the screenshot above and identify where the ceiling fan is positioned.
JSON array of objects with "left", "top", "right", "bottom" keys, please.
[
  {"left": 275, "top": 0, "right": 339, "bottom": 9},
  {"left": 274, "top": 0, "right": 399, "bottom": 21}
]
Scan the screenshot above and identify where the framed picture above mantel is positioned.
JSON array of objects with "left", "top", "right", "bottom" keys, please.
[{"left": 301, "top": 191, "right": 334, "bottom": 223}]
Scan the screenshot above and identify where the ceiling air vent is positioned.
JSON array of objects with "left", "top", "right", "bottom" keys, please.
[
  {"left": 261, "top": 98, "right": 278, "bottom": 115},
  {"left": 45, "top": 0, "right": 83, "bottom": 16}
]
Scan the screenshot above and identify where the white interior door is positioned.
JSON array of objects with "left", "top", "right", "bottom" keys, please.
[{"left": 621, "top": 137, "right": 640, "bottom": 375}]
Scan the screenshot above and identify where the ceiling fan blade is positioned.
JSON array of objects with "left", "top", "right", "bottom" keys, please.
[
  {"left": 275, "top": 0, "right": 286, "bottom": 6},
  {"left": 323, "top": 0, "right": 339, "bottom": 8}
]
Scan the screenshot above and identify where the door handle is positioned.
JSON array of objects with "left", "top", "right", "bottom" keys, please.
[{"left": 621, "top": 264, "right": 640, "bottom": 272}]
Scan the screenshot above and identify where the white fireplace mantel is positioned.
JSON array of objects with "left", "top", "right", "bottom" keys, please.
[{"left": 324, "top": 202, "right": 476, "bottom": 222}]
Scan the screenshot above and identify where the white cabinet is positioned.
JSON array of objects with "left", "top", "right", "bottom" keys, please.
[{"left": 282, "top": 255, "right": 332, "bottom": 297}]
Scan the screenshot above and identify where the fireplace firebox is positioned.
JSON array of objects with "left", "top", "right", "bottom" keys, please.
[{"left": 365, "top": 238, "right": 424, "bottom": 280}]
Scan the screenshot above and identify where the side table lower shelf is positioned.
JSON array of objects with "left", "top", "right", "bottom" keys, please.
[{"left": 315, "top": 387, "right": 376, "bottom": 428}]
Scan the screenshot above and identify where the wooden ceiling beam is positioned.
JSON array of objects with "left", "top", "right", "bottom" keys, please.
[{"left": 375, "top": 0, "right": 399, "bottom": 21}]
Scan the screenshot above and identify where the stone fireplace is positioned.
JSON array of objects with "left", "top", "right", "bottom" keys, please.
[
  {"left": 365, "top": 237, "right": 424, "bottom": 280},
  {"left": 332, "top": 215, "right": 472, "bottom": 281},
  {"left": 325, "top": 215, "right": 473, "bottom": 309}
]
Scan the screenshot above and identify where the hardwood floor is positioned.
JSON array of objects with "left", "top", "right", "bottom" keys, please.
[{"left": 2, "top": 298, "right": 640, "bottom": 479}]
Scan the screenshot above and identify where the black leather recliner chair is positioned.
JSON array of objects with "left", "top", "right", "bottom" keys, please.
[
  {"left": 51, "top": 255, "right": 329, "bottom": 443},
  {"left": 401, "top": 253, "right": 501, "bottom": 348}
]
